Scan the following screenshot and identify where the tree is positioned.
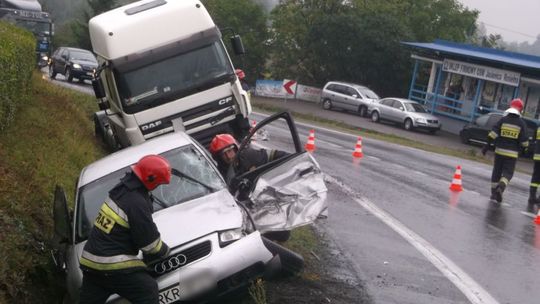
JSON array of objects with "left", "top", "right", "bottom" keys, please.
[{"left": 202, "top": 0, "right": 269, "bottom": 86}]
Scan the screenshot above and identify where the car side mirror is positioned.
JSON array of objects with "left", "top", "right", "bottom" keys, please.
[
  {"left": 352, "top": 94, "right": 358, "bottom": 98},
  {"left": 230, "top": 35, "right": 245, "bottom": 55},
  {"left": 399, "top": 107, "right": 404, "bottom": 111}
]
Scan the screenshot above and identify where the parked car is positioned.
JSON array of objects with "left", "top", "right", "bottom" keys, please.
[
  {"left": 369, "top": 98, "right": 442, "bottom": 134},
  {"left": 49, "top": 47, "right": 98, "bottom": 83},
  {"left": 320, "top": 81, "right": 380, "bottom": 117},
  {"left": 51, "top": 112, "right": 328, "bottom": 303},
  {"left": 459, "top": 112, "right": 539, "bottom": 157}
]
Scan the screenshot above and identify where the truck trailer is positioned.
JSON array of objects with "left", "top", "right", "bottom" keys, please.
[{"left": 90, "top": 0, "right": 252, "bottom": 149}]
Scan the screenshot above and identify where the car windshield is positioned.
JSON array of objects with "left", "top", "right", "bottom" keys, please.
[
  {"left": 115, "top": 41, "right": 235, "bottom": 114},
  {"left": 71, "top": 51, "right": 97, "bottom": 63},
  {"left": 357, "top": 87, "right": 379, "bottom": 99},
  {"left": 404, "top": 103, "right": 427, "bottom": 113},
  {"left": 75, "top": 145, "right": 225, "bottom": 241}
]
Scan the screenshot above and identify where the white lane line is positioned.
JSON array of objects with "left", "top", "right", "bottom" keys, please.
[
  {"left": 326, "top": 175, "right": 499, "bottom": 304},
  {"left": 415, "top": 170, "right": 427, "bottom": 177},
  {"left": 366, "top": 155, "right": 380, "bottom": 161},
  {"left": 520, "top": 211, "right": 536, "bottom": 219}
]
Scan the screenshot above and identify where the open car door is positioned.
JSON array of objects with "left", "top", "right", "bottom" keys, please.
[
  {"left": 51, "top": 185, "right": 72, "bottom": 273},
  {"left": 231, "top": 112, "right": 328, "bottom": 234}
]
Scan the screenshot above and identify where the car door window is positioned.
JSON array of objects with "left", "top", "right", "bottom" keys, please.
[
  {"left": 486, "top": 115, "right": 502, "bottom": 129},
  {"left": 346, "top": 87, "right": 358, "bottom": 97}
]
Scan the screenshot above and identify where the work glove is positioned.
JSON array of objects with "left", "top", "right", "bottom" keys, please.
[{"left": 481, "top": 145, "right": 488, "bottom": 156}]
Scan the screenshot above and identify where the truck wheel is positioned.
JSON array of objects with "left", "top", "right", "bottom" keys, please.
[
  {"left": 49, "top": 65, "right": 57, "bottom": 79},
  {"left": 65, "top": 68, "right": 73, "bottom": 82},
  {"left": 262, "top": 236, "right": 304, "bottom": 276}
]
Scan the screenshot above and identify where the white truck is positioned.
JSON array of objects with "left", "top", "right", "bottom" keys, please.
[{"left": 89, "top": 0, "right": 252, "bottom": 149}]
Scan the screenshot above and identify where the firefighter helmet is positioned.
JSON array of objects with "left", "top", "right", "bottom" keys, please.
[
  {"left": 235, "top": 69, "right": 245, "bottom": 80},
  {"left": 131, "top": 155, "right": 171, "bottom": 190},
  {"left": 209, "top": 134, "right": 238, "bottom": 155},
  {"left": 505, "top": 98, "right": 524, "bottom": 116}
]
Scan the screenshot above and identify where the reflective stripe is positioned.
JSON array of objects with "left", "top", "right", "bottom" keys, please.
[
  {"left": 488, "top": 131, "right": 498, "bottom": 139},
  {"left": 521, "top": 141, "right": 529, "bottom": 147},
  {"left": 101, "top": 201, "right": 129, "bottom": 229},
  {"left": 80, "top": 251, "right": 144, "bottom": 271},
  {"left": 105, "top": 198, "right": 129, "bottom": 224},
  {"left": 534, "top": 154, "right": 540, "bottom": 161},
  {"left": 537, "top": 129, "right": 540, "bottom": 140},
  {"left": 500, "top": 177, "right": 509, "bottom": 186},
  {"left": 494, "top": 148, "right": 518, "bottom": 158},
  {"left": 141, "top": 237, "right": 162, "bottom": 254},
  {"left": 530, "top": 183, "right": 540, "bottom": 188}
]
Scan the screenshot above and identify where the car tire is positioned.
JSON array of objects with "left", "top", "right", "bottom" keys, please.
[
  {"left": 262, "top": 236, "right": 304, "bottom": 276},
  {"left": 371, "top": 111, "right": 379, "bottom": 122},
  {"left": 49, "top": 65, "right": 57, "bottom": 79},
  {"left": 263, "top": 230, "right": 291, "bottom": 242},
  {"left": 404, "top": 118, "right": 413, "bottom": 131},
  {"left": 65, "top": 68, "right": 73, "bottom": 82},
  {"left": 359, "top": 105, "right": 368, "bottom": 117},
  {"left": 322, "top": 99, "right": 332, "bottom": 110}
]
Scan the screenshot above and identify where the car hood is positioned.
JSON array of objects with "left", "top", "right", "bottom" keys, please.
[{"left": 153, "top": 189, "right": 243, "bottom": 245}]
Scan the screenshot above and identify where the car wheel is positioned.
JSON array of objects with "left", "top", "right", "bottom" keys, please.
[
  {"left": 404, "top": 118, "right": 413, "bottom": 131},
  {"left": 371, "top": 111, "right": 379, "bottom": 122},
  {"left": 359, "top": 105, "right": 367, "bottom": 117},
  {"left": 49, "top": 65, "right": 57, "bottom": 79},
  {"left": 262, "top": 236, "right": 304, "bottom": 276},
  {"left": 322, "top": 99, "right": 332, "bottom": 110},
  {"left": 65, "top": 68, "right": 73, "bottom": 82}
]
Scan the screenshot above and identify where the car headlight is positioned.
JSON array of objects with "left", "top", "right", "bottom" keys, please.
[
  {"left": 218, "top": 228, "right": 244, "bottom": 247},
  {"left": 72, "top": 63, "right": 82, "bottom": 69},
  {"left": 415, "top": 117, "right": 426, "bottom": 123},
  {"left": 41, "top": 55, "right": 48, "bottom": 61}
]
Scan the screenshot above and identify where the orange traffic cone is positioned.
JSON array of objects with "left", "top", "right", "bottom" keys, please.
[
  {"left": 305, "top": 129, "right": 316, "bottom": 152},
  {"left": 534, "top": 209, "right": 540, "bottom": 225},
  {"left": 449, "top": 165, "right": 463, "bottom": 192},
  {"left": 352, "top": 136, "right": 363, "bottom": 158},
  {"left": 251, "top": 120, "right": 257, "bottom": 141}
]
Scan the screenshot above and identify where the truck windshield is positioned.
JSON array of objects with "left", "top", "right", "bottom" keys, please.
[
  {"left": 0, "top": 11, "right": 51, "bottom": 35},
  {"left": 75, "top": 145, "right": 226, "bottom": 242},
  {"left": 115, "top": 41, "right": 235, "bottom": 114}
]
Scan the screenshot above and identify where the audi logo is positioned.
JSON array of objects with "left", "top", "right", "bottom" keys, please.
[{"left": 154, "top": 253, "right": 188, "bottom": 274}]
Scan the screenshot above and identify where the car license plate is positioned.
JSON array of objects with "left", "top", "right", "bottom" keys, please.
[{"left": 159, "top": 285, "right": 181, "bottom": 304}]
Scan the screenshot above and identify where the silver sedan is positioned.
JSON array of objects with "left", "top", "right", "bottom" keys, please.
[{"left": 369, "top": 98, "right": 442, "bottom": 134}]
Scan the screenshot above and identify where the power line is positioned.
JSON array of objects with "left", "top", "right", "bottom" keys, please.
[{"left": 481, "top": 22, "right": 538, "bottom": 40}]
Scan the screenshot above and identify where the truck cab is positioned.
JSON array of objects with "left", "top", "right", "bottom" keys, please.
[{"left": 90, "top": 0, "right": 251, "bottom": 149}]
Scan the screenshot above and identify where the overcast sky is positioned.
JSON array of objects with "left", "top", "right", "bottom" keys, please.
[{"left": 458, "top": 0, "right": 540, "bottom": 43}]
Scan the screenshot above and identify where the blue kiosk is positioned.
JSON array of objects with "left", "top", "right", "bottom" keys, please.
[{"left": 402, "top": 40, "right": 540, "bottom": 133}]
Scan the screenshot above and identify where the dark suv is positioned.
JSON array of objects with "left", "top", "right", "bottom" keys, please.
[
  {"left": 48, "top": 47, "right": 98, "bottom": 83},
  {"left": 460, "top": 112, "right": 540, "bottom": 157}
]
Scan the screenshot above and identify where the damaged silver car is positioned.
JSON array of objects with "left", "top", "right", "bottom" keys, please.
[{"left": 51, "top": 112, "right": 328, "bottom": 303}]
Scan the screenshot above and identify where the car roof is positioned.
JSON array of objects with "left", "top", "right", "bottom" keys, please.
[
  {"left": 382, "top": 97, "right": 419, "bottom": 104},
  {"left": 326, "top": 81, "right": 370, "bottom": 90},
  {"left": 79, "top": 132, "right": 194, "bottom": 187}
]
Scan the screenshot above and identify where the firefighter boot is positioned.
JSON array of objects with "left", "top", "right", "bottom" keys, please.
[
  {"left": 527, "top": 187, "right": 539, "bottom": 213},
  {"left": 495, "top": 181, "right": 506, "bottom": 203},
  {"left": 490, "top": 187, "right": 498, "bottom": 201}
]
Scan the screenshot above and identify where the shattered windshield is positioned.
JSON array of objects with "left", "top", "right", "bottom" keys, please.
[
  {"left": 115, "top": 41, "right": 235, "bottom": 114},
  {"left": 75, "top": 145, "right": 225, "bottom": 241}
]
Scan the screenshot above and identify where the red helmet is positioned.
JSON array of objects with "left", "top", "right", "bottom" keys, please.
[
  {"left": 235, "top": 69, "right": 245, "bottom": 80},
  {"left": 131, "top": 155, "right": 171, "bottom": 190},
  {"left": 505, "top": 98, "right": 524, "bottom": 116},
  {"left": 209, "top": 134, "right": 238, "bottom": 155}
]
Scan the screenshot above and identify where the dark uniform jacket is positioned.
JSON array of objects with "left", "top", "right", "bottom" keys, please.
[
  {"left": 80, "top": 173, "right": 169, "bottom": 274},
  {"left": 487, "top": 113, "right": 529, "bottom": 158}
]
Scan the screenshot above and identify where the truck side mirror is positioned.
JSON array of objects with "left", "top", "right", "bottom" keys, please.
[
  {"left": 92, "top": 76, "right": 109, "bottom": 111},
  {"left": 230, "top": 35, "right": 245, "bottom": 55}
]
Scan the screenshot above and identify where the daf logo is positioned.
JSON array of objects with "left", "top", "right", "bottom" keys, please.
[
  {"left": 141, "top": 120, "right": 162, "bottom": 131},
  {"left": 218, "top": 97, "right": 232, "bottom": 106}
]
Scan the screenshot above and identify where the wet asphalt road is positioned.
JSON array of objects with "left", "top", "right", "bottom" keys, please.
[{"left": 251, "top": 112, "right": 540, "bottom": 304}]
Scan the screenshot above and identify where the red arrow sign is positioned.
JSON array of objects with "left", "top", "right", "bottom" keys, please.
[{"left": 283, "top": 80, "right": 297, "bottom": 95}]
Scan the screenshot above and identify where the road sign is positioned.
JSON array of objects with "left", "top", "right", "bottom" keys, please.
[{"left": 283, "top": 79, "right": 297, "bottom": 95}]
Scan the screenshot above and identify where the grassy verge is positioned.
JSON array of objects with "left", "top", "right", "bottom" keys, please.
[
  {"left": 252, "top": 101, "right": 503, "bottom": 166},
  {"left": 0, "top": 72, "right": 106, "bottom": 302}
]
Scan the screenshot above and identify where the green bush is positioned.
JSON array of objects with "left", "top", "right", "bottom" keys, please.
[{"left": 0, "top": 21, "right": 36, "bottom": 131}]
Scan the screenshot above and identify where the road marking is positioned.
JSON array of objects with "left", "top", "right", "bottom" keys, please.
[
  {"left": 325, "top": 175, "right": 499, "bottom": 304},
  {"left": 520, "top": 211, "right": 536, "bottom": 219},
  {"left": 414, "top": 170, "right": 427, "bottom": 176}
]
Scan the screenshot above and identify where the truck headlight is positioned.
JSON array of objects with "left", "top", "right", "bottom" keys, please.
[
  {"left": 218, "top": 228, "right": 244, "bottom": 247},
  {"left": 72, "top": 63, "right": 82, "bottom": 69}
]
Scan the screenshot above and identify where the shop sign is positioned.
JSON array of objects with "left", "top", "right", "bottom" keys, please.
[{"left": 442, "top": 59, "right": 520, "bottom": 87}]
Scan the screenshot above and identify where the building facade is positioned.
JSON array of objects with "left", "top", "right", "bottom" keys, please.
[{"left": 403, "top": 40, "right": 540, "bottom": 134}]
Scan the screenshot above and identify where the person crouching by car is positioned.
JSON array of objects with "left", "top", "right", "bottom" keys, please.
[
  {"left": 209, "top": 133, "right": 288, "bottom": 185},
  {"left": 79, "top": 155, "right": 171, "bottom": 304}
]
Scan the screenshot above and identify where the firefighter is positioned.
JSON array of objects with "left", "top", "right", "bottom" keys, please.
[
  {"left": 79, "top": 155, "right": 171, "bottom": 304},
  {"left": 528, "top": 125, "right": 540, "bottom": 213},
  {"left": 235, "top": 68, "right": 250, "bottom": 92},
  {"left": 209, "top": 133, "right": 287, "bottom": 184},
  {"left": 482, "top": 98, "right": 529, "bottom": 203}
]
